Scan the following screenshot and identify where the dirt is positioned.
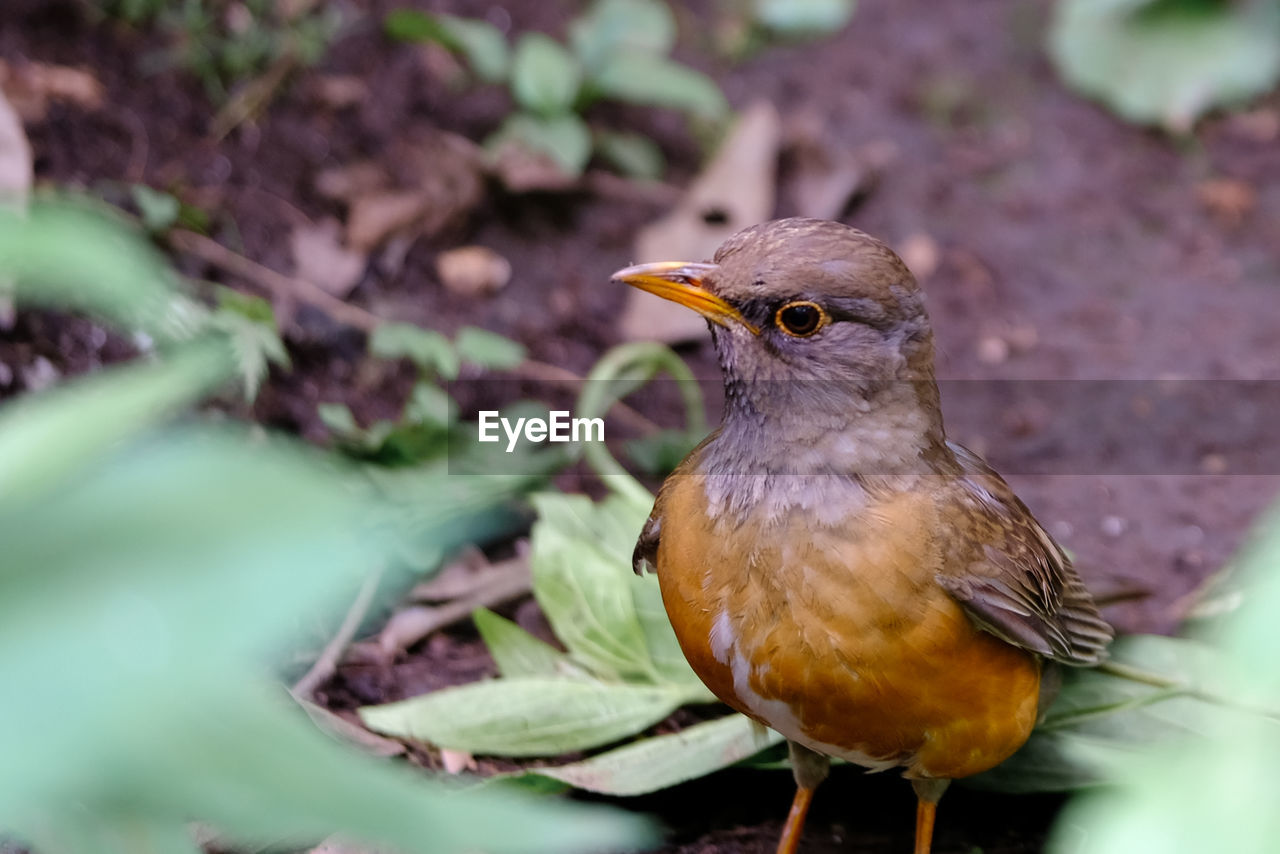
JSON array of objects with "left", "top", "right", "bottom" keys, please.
[{"left": 4, "top": 0, "right": 1279, "bottom": 851}]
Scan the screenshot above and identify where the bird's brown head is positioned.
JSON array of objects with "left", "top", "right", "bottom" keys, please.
[{"left": 614, "top": 219, "right": 939, "bottom": 434}]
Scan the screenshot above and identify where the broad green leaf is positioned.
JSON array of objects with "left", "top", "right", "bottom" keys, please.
[
  {"left": 0, "top": 202, "right": 203, "bottom": 342},
  {"left": 383, "top": 10, "right": 510, "bottom": 82},
  {"left": 1048, "top": 0, "right": 1280, "bottom": 132},
  {"left": 570, "top": 0, "right": 677, "bottom": 73},
  {"left": 753, "top": 0, "right": 856, "bottom": 35},
  {"left": 530, "top": 492, "right": 658, "bottom": 681},
  {"left": 369, "top": 322, "right": 460, "bottom": 379},
  {"left": 0, "top": 338, "right": 234, "bottom": 502},
  {"left": 359, "top": 677, "right": 689, "bottom": 756},
  {"left": 455, "top": 325, "right": 528, "bottom": 369},
  {"left": 511, "top": 33, "right": 583, "bottom": 116},
  {"left": 591, "top": 51, "right": 729, "bottom": 119},
  {"left": 522, "top": 714, "right": 783, "bottom": 795},
  {"left": 317, "top": 401, "right": 359, "bottom": 435},
  {"left": 130, "top": 184, "right": 181, "bottom": 233},
  {"left": 488, "top": 112, "right": 594, "bottom": 177},
  {"left": 594, "top": 129, "right": 666, "bottom": 180},
  {"left": 472, "top": 607, "right": 573, "bottom": 678}
]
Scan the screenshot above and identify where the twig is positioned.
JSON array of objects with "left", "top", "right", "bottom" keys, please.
[
  {"left": 292, "top": 565, "right": 384, "bottom": 699},
  {"left": 210, "top": 51, "right": 299, "bottom": 142}
]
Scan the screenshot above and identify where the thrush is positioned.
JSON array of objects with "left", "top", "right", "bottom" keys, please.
[{"left": 612, "top": 218, "right": 1113, "bottom": 854}]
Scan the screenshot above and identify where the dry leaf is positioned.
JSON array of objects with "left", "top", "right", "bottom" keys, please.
[
  {"left": 0, "top": 83, "right": 32, "bottom": 207},
  {"left": 439, "top": 748, "right": 478, "bottom": 775},
  {"left": 0, "top": 59, "right": 104, "bottom": 122},
  {"left": 346, "top": 191, "right": 431, "bottom": 254},
  {"left": 315, "top": 160, "right": 390, "bottom": 202},
  {"left": 621, "top": 101, "right": 780, "bottom": 343},
  {"left": 781, "top": 117, "right": 892, "bottom": 221},
  {"left": 290, "top": 218, "right": 367, "bottom": 297},
  {"left": 897, "top": 233, "right": 940, "bottom": 280},
  {"left": 1197, "top": 177, "right": 1255, "bottom": 226},
  {"left": 310, "top": 74, "right": 369, "bottom": 110},
  {"left": 437, "top": 245, "right": 512, "bottom": 297}
]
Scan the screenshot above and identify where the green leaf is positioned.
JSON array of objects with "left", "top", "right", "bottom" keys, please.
[
  {"left": 522, "top": 714, "right": 784, "bottom": 795},
  {"left": 317, "top": 401, "right": 359, "bottom": 436},
  {"left": 455, "top": 325, "right": 528, "bottom": 369},
  {"left": 369, "top": 322, "right": 460, "bottom": 379},
  {"left": 0, "top": 201, "right": 203, "bottom": 342},
  {"left": 594, "top": 130, "right": 666, "bottom": 180},
  {"left": 130, "top": 184, "right": 181, "bottom": 233},
  {"left": 488, "top": 112, "right": 594, "bottom": 177},
  {"left": 208, "top": 306, "right": 289, "bottom": 401},
  {"left": 359, "top": 677, "right": 689, "bottom": 756},
  {"left": 403, "top": 381, "right": 454, "bottom": 427},
  {"left": 570, "top": 0, "right": 677, "bottom": 73},
  {"left": 473, "top": 607, "right": 574, "bottom": 678},
  {"left": 753, "top": 0, "right": 856, "bottom": 35},
  {"left": 1048, "top": 0, "right": 1280, "bottom": 132},
  {"left": 591, "top": 51, "right": 729, "bottom": 119},
  {"left": 384, "top": 10, "right": 511, "bottom": 83},
  {"left": 511, "top": 33, "right": 583, "bottom": 116},
  {"left": 0, "top": 338, "right": 234, "bottom": 503},
  {"left": 625, "top": 428, "right": 701, "bottom": 474}
]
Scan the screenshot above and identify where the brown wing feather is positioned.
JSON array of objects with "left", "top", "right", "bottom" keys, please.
[{"left": 936, "top": 442, "right": 1114, "bottom": 666}]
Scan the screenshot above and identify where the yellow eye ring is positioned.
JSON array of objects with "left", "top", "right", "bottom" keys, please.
[{"left": 774, "top": 301, "right": 828, "bottom": 337}]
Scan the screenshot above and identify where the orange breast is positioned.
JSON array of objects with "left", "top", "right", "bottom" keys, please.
[{"left": 655, "top": 474, "right": 1041, "bottom": 779}]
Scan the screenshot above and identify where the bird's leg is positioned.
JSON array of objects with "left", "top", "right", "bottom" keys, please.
[
  {"left": 910, "top": 778, "right": 951, "bottom": 854},
  {"left": 776, "top": 741, "right": 830, "bottom": 854}
]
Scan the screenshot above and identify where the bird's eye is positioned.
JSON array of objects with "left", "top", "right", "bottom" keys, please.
[{"left": 775, "top": 301, "right": 827, "bottom": 337}]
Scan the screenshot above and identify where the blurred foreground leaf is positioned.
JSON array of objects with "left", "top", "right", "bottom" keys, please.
[
  {"left": 1048, "top": 504, "right": 1280, "bottom": 854},
  {"left": 570, "top": 0, "right": 677, "bottom": 73},
  {"left": 1049, "top": 0, "right": 1280, "bottom": 132},
  {"left": 592, "top": 51, "right": 729, "bottom": 119},
  {"left": 753, "top": 0, "right": 856, "bottom": 36}
]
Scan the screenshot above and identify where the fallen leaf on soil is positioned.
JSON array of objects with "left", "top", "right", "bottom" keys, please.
[
  {"left": 0, "top": 58, "right": 104, "bottom": 121},
  {"left": 290, "top": 218, "right": 367, "bottom": 297},
  {"left": 489, "top": 139, "right": 580, "bottom": 193},
  {"left": 437, "top": 245, "right": 512, "bottom": 297},
  {"left": 333, "top": 129, "right": 487, "bottom": 252},
  {"left": 780, "top": 114, "right": 894, "bottom": 221},
  {"left": 897, "top": 232, "right": 940, "bottom": 280},
  {"left": 0, "top": 84, "right": 32, "bottom": 207},
  {"left": 295, "top": 699, "right": 406, "bottom": 758},
  {"left": 310, "top": 74, "right": 369, "bottom": 110},
  {"left": 315, "top": 160, "right": 391, "bottom": 201},
  {"left": 1196, "top": 177, "right": 1256, "bottom": 227},
  {"left": 440, "top": 747, "right": 478, "bottom": 774},
  {"left": 621, "top": 100, "right": 780, "bottom": 343}
]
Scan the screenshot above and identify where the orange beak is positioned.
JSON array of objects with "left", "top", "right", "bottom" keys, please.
[{"left": 612, "top": 261, "right": 760, "bottom": 335}]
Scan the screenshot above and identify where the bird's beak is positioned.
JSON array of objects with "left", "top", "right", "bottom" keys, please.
[{"left": 612, "top": 261, "right": 760, "bottom": 335}]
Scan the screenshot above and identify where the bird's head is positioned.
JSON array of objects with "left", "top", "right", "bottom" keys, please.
[{"left": 614, "top": 218, "right": 939, "bottom": 431}]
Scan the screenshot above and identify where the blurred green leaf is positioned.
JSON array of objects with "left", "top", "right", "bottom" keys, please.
[
  {"left": 488, "top": 111, "right": 594, "bottom": 176},
  {"left": 1049, "top": 0, "right": 1280, "bottom": 132},
  {"left": 753, "top": 0, "right": 856, "bottom": 35},
  {"left": 209, "top": 306, "right": 289, "bottom": 401},
  {"left": 403, "top": 381, "right": 454, "bottom": 427},
  {"left": 130, "top": 184, "right": 181, "bottom": 233},
  {"left": 370, "top": 322, "right": 460, "bottom": 379},
  {"left": 456, "top": 325, "right": 528, "bottom": 369},
  {"left": 317, "top": 401, "right": 360, "bottom": 435},
  {"left": 473, "top": 607, "right": 575, "bottom": 678},
  {"left": 511, "top": 33, "right": 583, "bottom": 116},
  {"left": 520, "top": 714, "right": 784, "bottom": 795},
  {"left": 570, "top": 0, "right": 677, "bottom": 73},
  {"left": 0, "top": 338, "right": 234, "bottom": 502},
  {"left": 1049, "top": 503, "right": 1280, "bottom": 853},
  {"left": 361, "top": 677, "right": 689, "bottom": 756},
  {"left": 0, "top": 202, "right": 203, "bottom": 342},
  {"left": 592, "top": 51, "right": 729, "bottom": 119},
  {"left": 384, "top": 9, "right": 510, "bottom": 83},
  {"left": 594, "top": 130, "right": 666, "bottom": 180},
  {"left": 625, "top": 428, "right": 702, "bottom": 474}
]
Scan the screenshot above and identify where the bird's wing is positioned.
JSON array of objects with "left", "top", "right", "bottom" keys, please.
[
  {"left": 934, "top": 442, "right": 1113, "bottom": 666},
  {"left": 632, "top": 503, "right": 662, "bottom": 576}
]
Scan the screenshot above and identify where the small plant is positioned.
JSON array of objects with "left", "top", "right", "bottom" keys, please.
[
  {"left": 100, "top": 0, "right": 341, "bottom": 101},
  {"left": 715, "top": 0, "right": 858, "bottom": 60},
  {"left": 385, "top": 0, "right": 730, "bottom": 181},
  {"left": 1049, "top": 0, "right": 1280, "bottom": 133}
]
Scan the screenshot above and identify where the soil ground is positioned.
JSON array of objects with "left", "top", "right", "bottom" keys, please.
[{"left": 4, "top": 0, "right": 1279, "bottom": 851}]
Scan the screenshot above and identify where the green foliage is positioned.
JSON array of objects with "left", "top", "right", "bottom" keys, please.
[
  {"left": 384, "top": 0, "right": 730, "bottom": 180},
  {"left": 102, "top": 0, "right": 342, "bottom": 101},
  {"left": 1048, "top": 504, "right": 1280, "bottom": 853},
  {"left": 1049, "top": 0, "right": 1280, "bottom": 132},
  {"left": 751, "top": 0, "right": 856, "bottom": 36},
  {"left": 0, "top": 200, "right": 652, "bottom": 854}
]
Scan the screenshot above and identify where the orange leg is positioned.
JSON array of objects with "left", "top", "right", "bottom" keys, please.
[
  {"left": 775, "top": 785, "right": 815, "bottom": 854},
  {"left": 911, "top": 778, "right": 951, "bottom": 854}
]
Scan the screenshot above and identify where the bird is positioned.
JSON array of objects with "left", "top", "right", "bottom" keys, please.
[{"left": 612, "top": 218, "right": 1113, "bottom": 854}]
